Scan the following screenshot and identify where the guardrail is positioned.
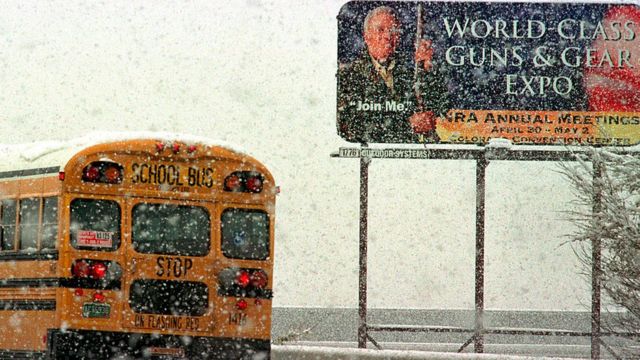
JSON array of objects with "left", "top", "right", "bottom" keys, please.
[
  {"left": 272, "top": 345, "right": 584, "bottom": 360},
  {"left": 366, "top": 325, "right": 637, "bottom": 356}
]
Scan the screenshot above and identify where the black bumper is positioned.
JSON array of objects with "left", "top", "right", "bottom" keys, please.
[{"left": 47, "top": 329, "right": 270, "bottom": 359}]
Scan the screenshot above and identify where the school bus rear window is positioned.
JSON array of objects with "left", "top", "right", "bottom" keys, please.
[
  {"left": 70, "top": 199, "right": 121, "bottom": 250},
  {"left": 132, "top": 203, "right": 210, "bottom": 256},
  {"left": 129, "top": 279, "right": 208, "bottom": 316},
  {"left": 221, "top": 209, "right": 269, "bottom": 260},
  {"left": 0, "top": 200, "right": 16, "bottom": 251}
]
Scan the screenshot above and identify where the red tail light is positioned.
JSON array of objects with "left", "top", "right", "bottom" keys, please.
[
  {"left": 236, "top": 270, "right": 251, "bottom": 288},
  {"left": 71, "top": 260, "right": 121, "bottom": 281},
  {"left": 90, "top": 262, "right": 108, "bottom": 279},
  {"left": 218, "top": 267, "right": 270, "bottom": 299},
  {"left": 72, "top": 260, "right": 91, "bottom": 278},
  {"left": 250, "top": 270, "right": 268, "bottom": 288}
]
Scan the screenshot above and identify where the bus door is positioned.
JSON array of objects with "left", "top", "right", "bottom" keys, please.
[{"left": 121, "top": 198, "right": 216, "bottom": 335}]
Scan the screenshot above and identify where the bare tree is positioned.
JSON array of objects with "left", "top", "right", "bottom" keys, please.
[{"left": 559, "top": 148, "right": 640, "bottom": 356}]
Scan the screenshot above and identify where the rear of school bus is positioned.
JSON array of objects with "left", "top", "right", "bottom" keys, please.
[
  {"left": 48, "top": 139, "right": 275, "bottom": 359},
  {"left": 0, "top": 167, "right": 62, "bottom": 359}
]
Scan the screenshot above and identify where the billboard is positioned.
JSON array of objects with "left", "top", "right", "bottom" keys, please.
[{"left": 336, "top": 1, "right": 640, "bottom": 146}]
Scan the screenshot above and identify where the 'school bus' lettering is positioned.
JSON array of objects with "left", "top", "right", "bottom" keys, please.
[
  {"left": 130, "top": 162, "right": 214, "bottom": 188},
  {"left": 0, "top": 137, "right": 274, "bottom": 359}
]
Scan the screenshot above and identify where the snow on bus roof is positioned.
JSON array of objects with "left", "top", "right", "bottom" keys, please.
[{"left": 0, "top": 131, "right": 248, "bottom": 172}]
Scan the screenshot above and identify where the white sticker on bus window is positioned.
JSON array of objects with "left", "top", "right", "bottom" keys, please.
[{"left": 77, "top": 230, "right": 114, "bottom": 247}]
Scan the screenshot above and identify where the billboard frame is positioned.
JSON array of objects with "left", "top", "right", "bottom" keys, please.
[
  {"left": 336, "top": 1, "right": 640, "bottom": 147},
  {"left": 332, "top": 144, "right": 640, "bottom": 359}
]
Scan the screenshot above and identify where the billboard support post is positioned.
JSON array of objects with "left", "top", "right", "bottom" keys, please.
[
  {"left": 591, "top": 160, "right": 603, "bottom": 360},
  {"left": 475, "top": 157, "right": 488, "bottom": 353},
  {"left": 332, "top": 146, "right": 640, "bottom": 358},
  {"left": 337, "top": 2, "right": 640, "bottom": 356},
  {"left": 358, "top": 151, "right": 371, "bottom": 349}
]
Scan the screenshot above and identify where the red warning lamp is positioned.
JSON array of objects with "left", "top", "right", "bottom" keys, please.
[
  {"left": 187, "top": 145, "right": 197, "bottom": 153},
  {"left": 81, "top": 161, "right": 124, "bottom": 184},
  {"left": 156, "top": 142, "right": 165, "bottom": 152},
  {"left": 245, "top": 176, "right": 263, "bottom": 193},
  {"left": 224, "top": 174, "right": 242, "bottom": 192},
  {"left": 83, "top": 166, "right": 100, "bottom": 182},
  {"left": 223, "top": 172, "right": 264, "bottom": 193},
  {"left": 172, "top": 143, "right": 181, "bottom": 153}
]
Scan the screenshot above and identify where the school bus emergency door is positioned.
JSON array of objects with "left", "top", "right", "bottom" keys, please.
[{"left": 121, "top": 197, "right": 217, "bottom": 335}]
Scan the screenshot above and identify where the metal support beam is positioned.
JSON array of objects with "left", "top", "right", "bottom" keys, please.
[
  {"left": 591, "top": 159, "right": 603, "bottom": 360},
  {"left": 358, "top": 153, "right": 370, "bottom": 348},
  {"left": 475, "top": 157, "right": 488, "bottom": 353}
]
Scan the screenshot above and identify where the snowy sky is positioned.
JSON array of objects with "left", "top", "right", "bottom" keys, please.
[{"left": 0, "top": 0, "right": 593, "bottom": 311}]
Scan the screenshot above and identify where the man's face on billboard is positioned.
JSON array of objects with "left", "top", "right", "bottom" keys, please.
[{"left": 364, "top": 10, "right": 400, "bottom": 62}]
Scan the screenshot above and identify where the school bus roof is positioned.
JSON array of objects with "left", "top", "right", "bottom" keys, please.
[{"left": 0, "top": 131, "right": 253, "bottom": 174}]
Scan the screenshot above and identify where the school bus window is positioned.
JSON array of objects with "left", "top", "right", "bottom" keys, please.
[
  {"left": 221, "top": 209, "right": 269, "bottom": 260},
  {"left": 41, "top": 197, "right": 58, "bottom": 250},
  {"left": 0, "top": 200, "right": 16, "bottom": 251},
  {"left": 19, "top": 198, "right": 39, "bottom": 252},
  {"left": 132, "top": 203, "right": 210, "bottom": 256},
  {"left": 70, "top": 199, "right": 121, "bottom": 250},
  {"left": 129, "top": 280, "right": 208, "bottom": 316}
]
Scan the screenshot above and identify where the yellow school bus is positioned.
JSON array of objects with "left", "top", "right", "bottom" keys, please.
[{"left": 0, "top": 136, "right": 275, "bottom": 359}]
